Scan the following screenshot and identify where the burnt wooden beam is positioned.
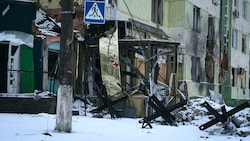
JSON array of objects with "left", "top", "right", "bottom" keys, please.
[
  {"left": 92, "top": 81, "right": 121, "bottom": 118},
  {"left": 120, "top": 54, "right": 186, "bottom": 128},
  {"left": 90, "top": 95, "right": 128, "bottom": 114}
]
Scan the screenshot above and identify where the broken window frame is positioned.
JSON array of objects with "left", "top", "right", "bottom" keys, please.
[
  {"left": 232, "top": 68, "right": 237, "bottom": 87},
  {"left": 193, "top": 6, "right": 201, "bottom": 33},
  {"left": 151, "top": 0, "right": 163, "bottom": 25},
  {"left": 241, "top": 69, "right": 246, "bottom": 89},
  {"left": 243, "top": 1, "right": 247, "bottom": 19},
  {"left": 191, "top": 56, "right": 201, "bottom": 82},
  {"left": 242, "top": 34, "right": 246, "bottom": 53},
  {"left": 196, "top": 57, "right": 201, "bottom": 82},
  {"left": 234, "top": 0, "right": 238, "bottom": 8},
  {"left": 107, "top": 0, "right": 117, "bottom": 7},
  {"left": 232, "top": 28, "right": 238, "bottom": 48}
]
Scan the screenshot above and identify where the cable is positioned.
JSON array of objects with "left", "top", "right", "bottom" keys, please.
[{"left": 122, "top": 0, "right": 148, "bottom": 65}]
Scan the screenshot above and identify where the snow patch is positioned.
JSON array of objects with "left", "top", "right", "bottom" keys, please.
[{"left": 0, "top": 30, "right": 34, "bottom": 47}]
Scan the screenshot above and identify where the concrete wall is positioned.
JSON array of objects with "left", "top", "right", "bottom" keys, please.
[
  {"left": 229, "top": 0, "right": 250, "bottom": 100},
  {"left": 168, "top": 0, "right": 186, "bottom": 28},
  {"left": 117, "top": 0, "right": 152, "bottom": 22},
  {"left": 117, "top": 0, "right": 222, "bottom": 97},
  {"left": 35, "top": 0, "right": 61, "bottom": 9},
  {"left": 105, "top": 0, "right": 250, "bottom": 101},
  {"left": 167, "top": 0, "right": 221, "bottom": 97}
]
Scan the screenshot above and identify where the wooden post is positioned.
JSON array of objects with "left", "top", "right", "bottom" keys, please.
[{"left": 55, "top": 0, "right": 74, "bottom": 133}]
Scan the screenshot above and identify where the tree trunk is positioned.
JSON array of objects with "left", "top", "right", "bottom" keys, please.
[{"left": 55, "top": 0, "right": 74, "bottom": 133}]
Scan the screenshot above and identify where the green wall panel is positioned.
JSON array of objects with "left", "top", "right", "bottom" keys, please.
[
  {"left": 168, "top": 0, "right": 185, "bottom": 27},
  {"left": 20, "top": 45, "right": 34, "bottom": 93},
  {"left": 118, "top": 0, "right": 151, "bottom": 22}
]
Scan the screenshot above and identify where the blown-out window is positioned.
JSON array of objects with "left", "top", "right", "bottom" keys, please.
[
  {"left": 241, "top": 69, "right": 246, "bottom": 89},
  {"left": 233, "top": 29, "right": 238, "bottom": 48},
  {"left": 234, "top": 0, "right": 238, "bottom": 8},
  {"left": 232, "top": 68, "right": 237, "bottom": 86},
  {"left": 193, "top": 6, "right": 200, "bottom": 32},
  {"left": 243, "top": 1, "right": 247, "bottom": 19},
  {"left": 108, "top": 0, "right": 117, "bottom": 6},
  {"left": 152, "top": 0, "right": 163, "bottom": 25},
  {"left": 242, "top": 34, "right": 246, "bottom": 53}
]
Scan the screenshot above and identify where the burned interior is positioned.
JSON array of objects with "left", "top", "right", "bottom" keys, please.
[{"left": 73, "top": 20, "right": 189, "bottom": 127}]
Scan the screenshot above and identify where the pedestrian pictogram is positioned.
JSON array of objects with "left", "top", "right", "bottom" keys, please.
[
  {"left": 85, "top": 2, "right": 103, "bottom": 20},
  {"left": 84, "top": 1, "right": 105, "bottom": 24}
]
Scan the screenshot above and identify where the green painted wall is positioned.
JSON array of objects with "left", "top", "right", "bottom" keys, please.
[
  {"left": 184, "top": 1, "right": 193, "bottom": 29},
  {"left": 118, "top": 0, "right": 249, "bottom": 105},
  {"left": 221, "top": 85, "right": 249, "bottom": 106},
  {"left": 168, "top": 0, "right": 185, "bottom": 27},
  {"left": 220, "top": 0, "right": 239, "bottom": 106},
  {"left": 118, "top": 0, "right": 152, "bottom": 22},
  {"left": 177, "top": 61, "right": 184, "bottom": 80},
  {"left": 200, "top": 11, "right": 209, "bottom": 36},
  {"left": 20, "top": 45, "right": 34, "bottom": 93},
  {"left": 163, "top": 0, "right": 169, "bottom": 27}
]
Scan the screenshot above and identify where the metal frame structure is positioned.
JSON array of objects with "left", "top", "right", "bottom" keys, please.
[{"left": 83, "top": 21, "right": 187, "bottom": 126}]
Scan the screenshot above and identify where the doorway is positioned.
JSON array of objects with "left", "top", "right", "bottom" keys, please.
[{"left": 0, "top": 43, "right": 8, "bottom": 93}]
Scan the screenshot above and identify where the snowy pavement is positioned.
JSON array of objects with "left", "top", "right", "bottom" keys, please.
[{"left": 0, "top": 98, "right": 249, "bottom": 141}]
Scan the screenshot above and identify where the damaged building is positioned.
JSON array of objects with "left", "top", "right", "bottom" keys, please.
[
  {"left": 0, "top": 0, "right": 249, "bottom": 115},
  {"left": 36, "top": 0, "right": 250, "bottom": 108},
  {"left": 104, "top": 0, "right": 250, "bottom": 108},
  {"left": 117, "top": 0, "right": 250, "bottom": 106}
]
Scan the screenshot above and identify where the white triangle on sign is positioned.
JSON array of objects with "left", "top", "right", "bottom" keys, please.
[{"left": 85, "top": 2, "right": 104, "bottom": 20}]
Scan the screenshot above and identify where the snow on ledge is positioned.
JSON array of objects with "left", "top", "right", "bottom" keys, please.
[
  {"left": 0, "top": 31, "right": 34, "bottom": 47},
  {"left": 0, "top": 91, "right": 55, "bottom": 99}
]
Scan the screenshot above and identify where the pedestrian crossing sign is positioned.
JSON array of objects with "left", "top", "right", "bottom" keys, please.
[{"left": 84, "top": 1, "right": 105, "bottom": 24}]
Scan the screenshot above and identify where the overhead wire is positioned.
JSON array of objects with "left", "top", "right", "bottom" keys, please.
[
  {"left": 122, "top": 0, "right": 148, "bottom": 68},
  {"left": 121, "top": 1, "right": 185, "bottom": 105}
]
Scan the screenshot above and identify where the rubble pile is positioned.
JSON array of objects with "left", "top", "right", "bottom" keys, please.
[
  {"left": 73, "top": 92, "right": 250, "bottom": 137},
  {"left": 173, "top": 97, "right": 250, "bottom": 137}
]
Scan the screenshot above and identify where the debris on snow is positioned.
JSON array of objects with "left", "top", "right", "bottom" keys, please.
[
  {"left": 208, "top": 89, "right": 224, "bottom": 105},
  {"left": 71, "top": 92, "right": 250, "bottom": 137},
  {"left": 172, "top": 96, "right": 250, "bottom": 137}
]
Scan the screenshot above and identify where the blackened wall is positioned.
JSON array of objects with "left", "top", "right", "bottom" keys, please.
[{"left": 0, "top": 1, "right": 36, "bottom": 33}]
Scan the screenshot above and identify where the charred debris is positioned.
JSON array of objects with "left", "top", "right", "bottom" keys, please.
[{"left": 74, "top": 20, "right": 250, "bottom": 136}]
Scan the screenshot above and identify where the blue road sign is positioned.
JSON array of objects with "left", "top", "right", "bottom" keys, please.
[{"left": 84, "top": 1, "right": 105, "bottom": 24}]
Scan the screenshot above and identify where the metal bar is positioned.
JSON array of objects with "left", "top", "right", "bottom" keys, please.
[
  {"left": 202, "top": 101, "right": 227, "bottom": 123},
  {"left": 142, "top": 97, "right": 187, "bottom": 128},
  {"left": 100, "top": 83, "right": 120, "bottom": 118},
  {"left": 90, "top": 81, "right": 120, "bottom": 118},
  {"left": 199, "top": 118, "right": 218, "bottom": 130},
  {"left": 143, "top": 99, "right": 174, "bottom": 127},
  {"left": 149, "top": 96, "right": 174, "bottom": 121},
  {"left": 226, "top": 102, "right": 249, "bottom": 117},
  {"left": 90, "top": 95, "right": 128, "bottom": 113},
  {"left": 199, "top": 101, "right": 250, "bottom": 130}
]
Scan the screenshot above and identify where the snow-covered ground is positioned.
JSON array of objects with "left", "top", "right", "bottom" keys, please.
[{"left": 0, "top": 97, "right": 249, "bottom": 141}]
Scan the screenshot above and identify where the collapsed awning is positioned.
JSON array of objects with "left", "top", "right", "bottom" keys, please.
[
  {"left": 35, "top": 9, "right": 60, "bottom": 36},
  {"left": 128, "top": 20, "right": 169, "bottom": 39},
  {"left": 119, "top": 38, "right": 180, "bottom": 47},
  {"left": 0, "top": 0, "right": 36, "bottom": 34}
]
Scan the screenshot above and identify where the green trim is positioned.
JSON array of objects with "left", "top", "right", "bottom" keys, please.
[
  {"left": 226, "top": 0, "right": 233, "bottom": 104},
  {"left": 220, "top": 0, "right": 236, "bottom": 106}
]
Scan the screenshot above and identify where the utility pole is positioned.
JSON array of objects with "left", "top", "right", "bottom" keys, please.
[{"left": 55, "top": 0, "right": 74, "bottom": 133}]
